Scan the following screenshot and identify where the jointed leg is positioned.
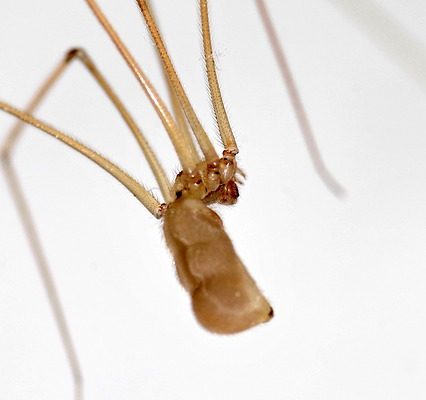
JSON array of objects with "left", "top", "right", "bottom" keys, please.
[
  {"left": 135, "top": 0, "right": 218, "bottom": 162},
  {"left": 256, "top": 0, "right": 345, "bottom": 197},
  {"left": 199, "top": 0, "right": 239, "bottom": 156},
  {"left": 1, "top": 157, "right": 83, "bottom": 400},
  {"left": 1, "top": 47, "right": 172, "bottom": 203},
  {"left": 0, "top": 101, "right": 163, "bottom": 216},
  {"left": 86, "top": 0, "right": 201, "bottom": 171},
  {"left": 144, "top": 0, "right": 194, "bottom": 157},
  {"left": 0, "top": 47, "right": 170, "bottom": 400}
]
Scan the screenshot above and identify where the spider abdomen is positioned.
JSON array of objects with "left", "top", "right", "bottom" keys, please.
[{"left": 163, "top": 197, "right": 273, "bottom": 334}]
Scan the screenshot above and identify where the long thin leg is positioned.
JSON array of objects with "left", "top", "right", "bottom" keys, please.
[
  {"left": 2, "top": 47, "right": 172, "bottom": 203},
  {"left": 0, "top": 100, "right": 165, "bottom": 399},
  {"left": 136, "top": 0, "right": 218, "bottom": 162},
  {"left": 0, "top": 101, "right": 163, "bottom": 217},
  {"left": 145, "top": 0, "right": 193, "bottom": 151},
  {"left": 256, "top": 0, "right": 346, "bottom": 197},
  {"left": 0, "top": 47, "right": 171, "bottom": 399},
  {"left": 1, "top": 155, "right": 83, "bottom": 400},
  {"left": 200, "top": 0, "right": 239, "bottom": 156},
  {"left": 86, "top": 0, "right": 200, "bottom": 171},
  {"left": 71, "top": 49, "right": 173, "bottom": 202}
]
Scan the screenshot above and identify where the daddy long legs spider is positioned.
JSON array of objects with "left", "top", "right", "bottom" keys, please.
[{"left": 1, "top": 0, "right": 426, "bottom": 399}]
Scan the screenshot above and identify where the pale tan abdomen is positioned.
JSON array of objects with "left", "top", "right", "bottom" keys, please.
[{"left": 163, "top": 197, "right": 273, "bottom": 334}]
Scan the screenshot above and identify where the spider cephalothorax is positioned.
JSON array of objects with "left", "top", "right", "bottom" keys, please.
[{"left": 172, "top": 152, "right": 241, "bottom": 205}]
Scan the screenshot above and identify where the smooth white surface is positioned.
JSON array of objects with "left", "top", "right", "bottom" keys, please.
[{"left": 1, "top": 1, "right": 426, "bottom": 399}]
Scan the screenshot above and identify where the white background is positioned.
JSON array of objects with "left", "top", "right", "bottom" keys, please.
[{"left": 1, "top": 1, "right": 426, "bottom": 399}]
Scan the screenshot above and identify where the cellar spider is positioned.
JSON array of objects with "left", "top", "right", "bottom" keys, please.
[{"left": 2, "top": 3, "right": 424, "bottom": 399}]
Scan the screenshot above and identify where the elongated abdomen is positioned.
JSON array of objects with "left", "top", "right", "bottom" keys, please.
[{"left": 163, "top": 198, "right": 273, "bottom": 334}]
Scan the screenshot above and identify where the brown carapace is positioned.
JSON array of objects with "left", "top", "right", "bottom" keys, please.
[
  {"left": 152, "top": 0, "right": 273, "bottom": 332},
  {"left": 165, "top": 159, "right": 273, "bottom": 333}
]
